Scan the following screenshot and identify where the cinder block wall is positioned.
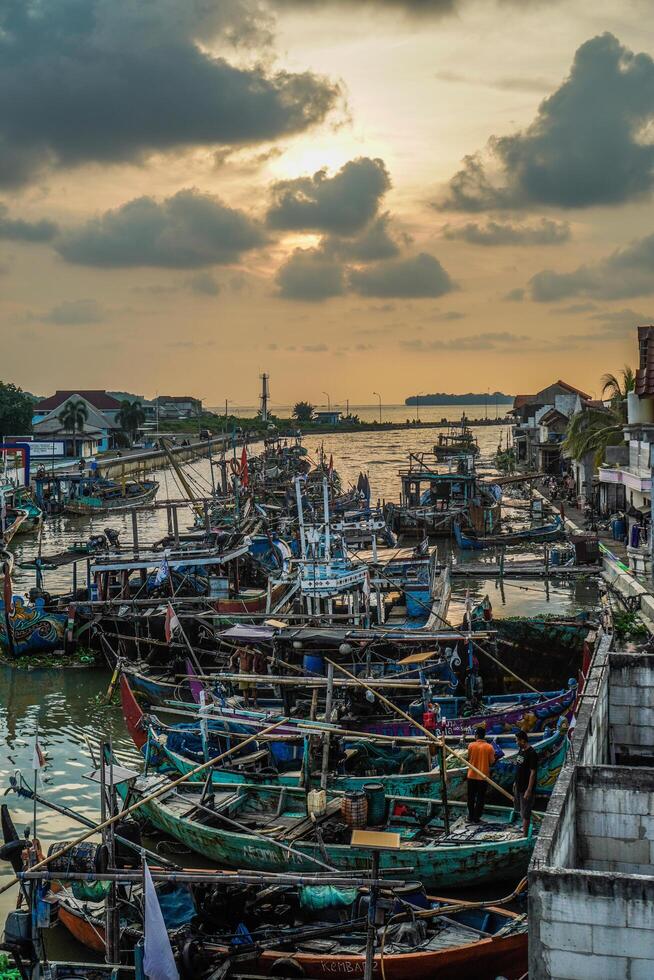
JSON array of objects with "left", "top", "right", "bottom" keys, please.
[
  {"left": 576, "top": 766, "right": 654, "bottom": 875},
  {"left": 530, "top": 869, "right": 654, "bottom": 979},
  {"left": 609, "top": 653, "right": 654, "bottom": 765}
]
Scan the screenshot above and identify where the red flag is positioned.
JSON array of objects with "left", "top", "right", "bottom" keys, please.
[
  {"left": 165, "top": 603, "right": 180, "bottom": 644},
  {"left": 240, "top": 445, "right": 249, "bottom": 487}
]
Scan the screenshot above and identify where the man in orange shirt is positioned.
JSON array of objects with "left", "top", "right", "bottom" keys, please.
[{"left": 466, "top": 725, "right": 495, "bottom": 823}]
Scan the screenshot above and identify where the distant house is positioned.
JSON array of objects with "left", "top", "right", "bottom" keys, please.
[
  {"left": 155, "top": 395, "right": 202, "bottom": 419},
  {"left": 313, "top": 411, "right": 342, "bottom": 425},
  {"left": 511, "top": 380, "right": 592, "bottom": 471},
  {"left": 32, "top": 390, "right": 124, "bottom": 456}
]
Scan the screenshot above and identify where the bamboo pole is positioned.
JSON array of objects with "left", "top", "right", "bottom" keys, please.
[
  {"left": 0, "top": 717, "right": 289, "bottom": 898},
  {"left": 325, "top": 659, "right": 514, "bottom": 803}
]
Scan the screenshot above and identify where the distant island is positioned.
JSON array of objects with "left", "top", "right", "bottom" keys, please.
[{"left": 405, "top": 392, "right": 514, "bottom": 406}]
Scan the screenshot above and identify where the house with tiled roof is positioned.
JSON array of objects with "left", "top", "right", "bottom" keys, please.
[
  {"left": 32, "top": 390, "right": 124, "bottom": 456},
  {"left": 512, "top": 380, "right": 594, "bottom": 472}
]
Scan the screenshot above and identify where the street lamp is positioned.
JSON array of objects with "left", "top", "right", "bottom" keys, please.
[
  {"left": 417, "top": 391, "right": 424, "bottom": 424},
  {"left": 323, "top": 391, "right": 331, "bottom": 412},
  {"left": 373, "top": 391, "right": 382, "bottom": 424}
]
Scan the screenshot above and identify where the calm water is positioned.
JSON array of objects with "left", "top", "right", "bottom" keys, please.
[{"left": 0, "top": 420, "right": 598, "bottom": 929}]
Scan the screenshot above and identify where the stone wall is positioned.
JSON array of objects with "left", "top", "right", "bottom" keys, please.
[
  {"left": 609, "top": 652, "right": 654, "bottom": 765},
  {"left": 576, "top": 766, "right": 654, "bottom": 876}
]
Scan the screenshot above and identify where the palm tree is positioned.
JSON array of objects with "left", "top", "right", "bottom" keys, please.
[
  {"left": 117, "top": 399, "right": 146, "bottom": 445},
  {"left": 563, "top": 405, "right": 625, "bottom": 466},
  {"left": 601, "top": 366, "right": 635, "bottom": 418},
  {"left": 292, "top": 401, "right": 315, "bottom": 422},
  {"left": 58, "top": 399, "right": 88, "bottom": 458}
]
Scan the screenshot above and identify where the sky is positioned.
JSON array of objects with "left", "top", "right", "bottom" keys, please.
[{"left": 1, "top": 0, "right": 654, "bottom": 405}]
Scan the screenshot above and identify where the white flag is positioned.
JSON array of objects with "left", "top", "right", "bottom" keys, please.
[{"left": 143, "top": 861, "right": 179, "bottom": 980}]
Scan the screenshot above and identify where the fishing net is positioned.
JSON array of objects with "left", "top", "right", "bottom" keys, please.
[{"left": 298, "top": 886, "right": 358, "bottom": 911}]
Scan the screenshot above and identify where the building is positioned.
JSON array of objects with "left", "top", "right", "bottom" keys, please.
[
  {"left": 31, "top": 390, "right": 124, "bottom": 455},
  {"left": 154, "top": 395, "right": 202, "bottom": 420},
  {"left": 511, "top": 380, "right": 592, "bottom": 472},
  {"left": 312, "top": 411, "right": 342, "bottom": 425},
  {"left": 597, "top": 325, "right": 654, "bottom": 569}
]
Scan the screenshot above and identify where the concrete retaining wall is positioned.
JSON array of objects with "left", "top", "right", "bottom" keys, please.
[
  {"left": 609, "top": 652, "right": 654, "bottom": 765},
  {"left": 576, "top": 766, "right": 654, "bottom": 875}
]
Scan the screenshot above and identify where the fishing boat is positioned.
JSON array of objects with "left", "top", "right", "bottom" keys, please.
[
  {"left": 433, "top": 419, "right": 479, "bottom": 459},
  {"left": 0, "top": 595, "right": 69, "bottom": 657},
  {"left": 117, "top": 775, "right": 539, "bottom": 888},
  {"left": 55, "top": 879, "right": 528, "bottom": 980},
  {"left": 121, "top": 675, "right": 569, "bottom": 799},
  {"left": 63, "top": 475, "right": 159, "bottom": 514},
  {"left": 453, "top": 515, "right": 564, "bottom": 550},
  {"left": 0, "top": 485, "right": 43, "bottom": 534}
]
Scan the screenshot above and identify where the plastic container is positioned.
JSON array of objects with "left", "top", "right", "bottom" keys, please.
[
  {"left": 612, "top": 518, "right": 626, "bottom": 541},
  {"left": 341, "top": 791, "right": 368, "bottom": 828},
  {"left": 303, "top": 654, "right": 325, "bottom": 676},
  {"left": 364, "top": 783, "right": 386, "bottom": 825},
  {"left": 307, "top": 788, "right": 327, "bottom": 817}
]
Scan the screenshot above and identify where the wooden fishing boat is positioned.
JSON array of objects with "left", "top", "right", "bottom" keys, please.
[
  {"left": 56, "top": 881, "right": 527, "bottom": 980},
  {"left": 117, "top": 776, "right": 539, "bottom": 888},
  {"left": 433, "top": 421, "right": 479, "bottom": 460},
  {"left": 453, "top": 516, "right": 564, "bottom": 550},
  {"left": 0, "top": 485, "right": 43, "bottom": 534},
  {"left": 0, "top": 595, "right": 69, "bottom": 657},
  {"left": 0, "top": 507, "right": 27, "bottom": 545},
  {"left": 63, "top": 476, "right": 159, "bottom": 514},
  {"left": 122, "top": 675, "right": 569, "bottom": 799}
]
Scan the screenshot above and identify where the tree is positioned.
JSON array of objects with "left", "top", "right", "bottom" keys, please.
[
  {"left": 58, "top": 399, "right": 88, "bottom": 458},
  {"left": 0, "top": 382, "right": 35, "bottom": 438},
  {"left": 293, "top": 401, "right": 315, "bottom": 422},
  {"left": 563, "top": 405, "right": 624, "bottom": 467},
  {"left": 601, "top": 366, "right": 635, "bottom": 416},
  {"left": 117, "top": 399, "right": 146, "bottom": 445}
]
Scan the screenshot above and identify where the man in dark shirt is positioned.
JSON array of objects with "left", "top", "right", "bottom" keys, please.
[{"left": 513, "top": 729, "right": 537, "bottom": 834}]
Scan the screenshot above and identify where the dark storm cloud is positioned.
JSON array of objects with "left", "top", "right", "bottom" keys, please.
[
  {"left": 440, "top": 33, "right": 654, "bottom": 211},
  {"left": 276, "top": 248, "right": 346, "bottom": 301},
  {"left": 349, "top": 252, "right": 454, "bottom": 298},
  {"left": 528, "top": 233, "right": 654, "bottom": 302},
  {"left": 57, "top": 189, "right": 266, "bottom": 268},
  {"left": 0, "top": 203, "right": 58, "bottom": 242},
  {"left": 322, "top": 213, "right": 401, "bottom": 261},
  {"left": 275, "top": 0, "right": 548, "bottom": 15},
  {"left": 0, "top": 0, "right": 338, "bottom": 187},
  {"left": 266, "top": 158, "right": 391, "bottom": 235},
  {"left": 443, "top": 218, "right": 570, "bottom": 246}
]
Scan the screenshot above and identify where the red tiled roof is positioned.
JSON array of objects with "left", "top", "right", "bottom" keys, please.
[
  {"left": 553, "top": 379, "right": 592, "bottom": 400},
  {"left": 635, "top": 325, "right": 654, "bottom": 397},
  {"left": 35, "top": 390, "right": 122, "bottom": 411}
]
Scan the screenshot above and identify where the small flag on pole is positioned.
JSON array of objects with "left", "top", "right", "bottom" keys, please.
[
  {"left": 32, "top": 736, "right": 46, "bottom": 771},
  {"left": 165, "top": 603, "right": 180, "bottom": 644},
  {"left": 143, "top": 860, "right": 179, "bottom": 980},
  {"left": 153, "top": 555, "right": 170, "bottom": 588},
  {"left": 240, "top": 445, "right": 249, "bottom": 487}
]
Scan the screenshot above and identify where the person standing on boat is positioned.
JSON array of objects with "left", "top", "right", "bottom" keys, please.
[
  {"left": 512, "top": 729, "right": 538, "bottom": 834},
  {"left": 466, "top": 726, "right": 495, "bottom": 823}
]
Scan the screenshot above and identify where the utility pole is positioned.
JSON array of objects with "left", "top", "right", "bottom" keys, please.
[
  {"left": 373, "top": 391, "right": 382, "bottom": 424},
  {"left": 259, "top": 373, "right": 270, "bottom": 423}
]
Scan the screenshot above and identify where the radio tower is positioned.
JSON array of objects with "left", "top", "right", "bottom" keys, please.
[{"left": 259, "top": 372, "right": 270, "bottom": 422}]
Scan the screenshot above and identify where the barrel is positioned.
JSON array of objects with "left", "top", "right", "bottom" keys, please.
[
  {"left": 303, "top": 653, "right": 325, "bottom": 676},
  {"left": 47, "top": 841, "right": 108, "bottom": 874},
  {"left": 549, "top": 547, "right": 561, "bottom": 566},
  {"left": 341, "top": 791, "right": 368, "bottom": 829},
  {"left": 391, "top": 882, "right": 429, "bottom": 912},
  {"left": 364, "top": 783, "right": 386, "bottom": 825},
  {"left": 612, "top": 518, "right": 626, "bottom": 541}
]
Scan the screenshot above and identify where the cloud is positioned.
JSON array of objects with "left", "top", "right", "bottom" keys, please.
[
  {"left": 187, "top": 272, "right": 220, "bottom": 296},
  {"left": 322, "top": 213, "right": 401, "bottom": 261},
  {"left": 440, "top": 33, "right": 654, "bottom": 210},
  {"left": 589, "top": 308, "right": 654, "bottom": 333},
  {"left": 550, "top": 302, "right": 597, "bottom": 314},
  {"left": 401, "top": 331, "right": 528, "bottom": 351},
  {"left": 434, "top": 70, "right": 553, "bottom": 93},
  {"left": 0, "top": 204, "right": 58, "bottom": 242},
  {"left": 528, "top": 232, "right": 654, "bottom": 301},
  {"left": 443, "top": 218, "right": 570, "bottom": 246},
  {"left": 57, "top": 189, "right": 266, "bottom": 268},
  {"left": 504, "top": 287, "right": 525, "bottom": 301},
  {"left": 349, "top": 252, "right": 454, "bottom": 298},
  {"left": 267, "top": 158, "right": 390, "bottom": 234},
  {"left": 35, "top": 299, "right": 106, "bottom": 325},
  {"left": 276, "top": 248, "right": 345, "bottom": 301},
  {"left": 0, "top": 0, "right": 338, "bottom": 187}
]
